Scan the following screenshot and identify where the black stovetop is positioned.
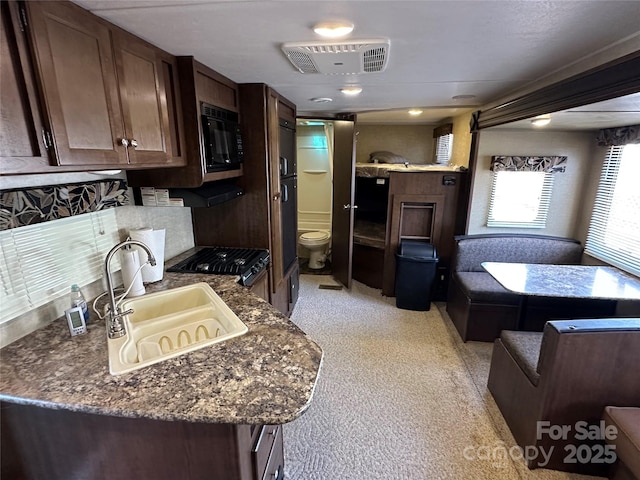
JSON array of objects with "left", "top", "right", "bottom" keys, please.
[{"left": 167, "top": 247, "right": 269, "bottom": 286}]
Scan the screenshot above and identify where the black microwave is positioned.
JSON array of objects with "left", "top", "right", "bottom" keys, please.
[{"left": 201, "top": 102, "right": 244, "bottom": 172}]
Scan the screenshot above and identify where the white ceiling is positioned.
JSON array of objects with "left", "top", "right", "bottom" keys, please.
[{"left": 75, "top": 0, "right": 640, "bottom": 126}]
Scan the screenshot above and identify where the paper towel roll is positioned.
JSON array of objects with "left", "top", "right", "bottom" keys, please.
[
  {"left": 129, "top": 227, "right": 166, "bottom": 283},
  {"left": 120, "top": 248, "right": 146, "bottom": 297}
]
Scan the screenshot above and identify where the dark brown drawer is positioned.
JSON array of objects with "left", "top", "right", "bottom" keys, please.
[
  {"left": 262, "top": 426, "right": 283, "bottom": 480},
  {"left": 252, "top": 424, "right": 279, "bottom": 479}
]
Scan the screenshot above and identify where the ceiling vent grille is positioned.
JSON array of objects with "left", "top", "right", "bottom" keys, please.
[{"left": 282, "top": 39, "right": 389, "bottom": 75}]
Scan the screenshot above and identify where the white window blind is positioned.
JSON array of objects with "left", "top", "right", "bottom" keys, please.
[
  {"left": 435, "top": 133, "right": 453, "bottom": 164},
  {"left": 585, "top": 144, "right": 640, "bottom": 277},
  {"left": 487, "top": 171, "right": 554, "bottom": 228},
  {"left": 0, "top": 209, "right": 120, "bottom": 324}
]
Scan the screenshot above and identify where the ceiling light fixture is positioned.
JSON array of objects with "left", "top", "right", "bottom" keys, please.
[
  {"left": 340, "top": 86, "right": 362, "bottom": 96},
  {"left": 313, "top": 21, "right": 354, "bottom": 38},
  {"left": 310, "top": 97, "right": 333, "bottom": 103},
  {"left": 531, "top": 114, "right": 551, "bottom": 127},
  {"left": 452, "top": 94, "right": 476, "bottom": 101},
  {"left": 408, "top": 109, "right": 423, "bottom": 116}
]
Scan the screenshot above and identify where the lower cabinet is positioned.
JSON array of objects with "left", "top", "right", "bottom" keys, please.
[
  {"left": 1, "top": 401, "right": 284, "bottom": 480},
  {"left": 251, "top": 424, "right": 284, "bottom": 480}
]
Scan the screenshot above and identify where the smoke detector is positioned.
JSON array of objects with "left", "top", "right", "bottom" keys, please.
[{"left": 281, "top": 39, "right": 390, "bottom": 75}]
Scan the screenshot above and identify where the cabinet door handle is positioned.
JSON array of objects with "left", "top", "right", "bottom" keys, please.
[
  {"left": 130, "top": 139, "right": 138, "bottom": 148},
  {"left": 119, "top": 138, "right": 129, "bottom": 147},
  {"left": 273, "top": 192, "right": 281, "bottom": 201}
]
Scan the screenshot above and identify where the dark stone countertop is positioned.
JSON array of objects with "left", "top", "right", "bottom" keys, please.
[{"left": 0, "top": 250, "right": 323, "bottom": 426}]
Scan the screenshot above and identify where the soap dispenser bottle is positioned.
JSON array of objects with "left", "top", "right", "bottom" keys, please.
[{"left": 70, "top": 284, "right": 90, "bottom": 323}]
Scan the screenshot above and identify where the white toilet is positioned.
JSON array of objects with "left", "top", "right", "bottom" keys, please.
[{"left": 298, "top": 231, "right": 331, "bottom": 269}]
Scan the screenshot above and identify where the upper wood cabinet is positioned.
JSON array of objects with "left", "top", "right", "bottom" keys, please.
[
  {"left": 27, "top": 1, "right": 127, "bottom": 166},
  {"left": 127, "top": 57, "right": 241, "bottom": 188},
  {"left": 112, "top": 30, "right": 178, "bottom": 166},
  {"left": 0, "top": 1, "right": 184, "bottom": 174},
  {"left": 0, "top": 2, "right": 51, "bottom": 173}
]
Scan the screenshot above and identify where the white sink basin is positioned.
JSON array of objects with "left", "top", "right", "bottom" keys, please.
[{"left": 107, "top": 283, "right": 248, "bottom": 375}]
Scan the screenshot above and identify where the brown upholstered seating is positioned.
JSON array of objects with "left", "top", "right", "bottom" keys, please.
[
  {"left": 603, "top": 407, "right": 640, "bottom": 480},
  {"left": 487, "top": 318, "right": 640, "bottom": 476}
]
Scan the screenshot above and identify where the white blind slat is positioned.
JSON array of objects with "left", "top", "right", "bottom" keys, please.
[
  {"left": 435, "top": 133, "right": 453, "bottom": 164},
  {"left": 0, "top": 209, "right": 120, "bottom": 325},
  {"left": 585, "top": 144, "right": 640, "bottom": 277}
]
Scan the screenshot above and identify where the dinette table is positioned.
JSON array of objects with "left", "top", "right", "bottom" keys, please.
[{"left": 481, "top": 262, "right": 640, "bottom": 330}]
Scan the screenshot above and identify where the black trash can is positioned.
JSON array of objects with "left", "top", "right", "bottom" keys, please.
[{"left": 395, "top": 240, "right": 438, "bottom": 311}]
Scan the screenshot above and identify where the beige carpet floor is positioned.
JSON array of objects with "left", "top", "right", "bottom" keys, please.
[{"left": 283, "top": 275, "right": 602, "bottom": 480}]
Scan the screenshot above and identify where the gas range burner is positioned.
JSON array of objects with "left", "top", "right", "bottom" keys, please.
[{"left": 167, "top": 247, "right": 270, "bottom": 286}]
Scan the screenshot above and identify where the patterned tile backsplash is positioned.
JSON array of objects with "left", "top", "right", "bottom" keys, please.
[{"left": 0, "top": 180, "right": 128, "bottom": 231}]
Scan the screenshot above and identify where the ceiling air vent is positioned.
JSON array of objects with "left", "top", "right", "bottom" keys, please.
[{"left": 281, "top": 39, "right": 390, "bottom": 75}]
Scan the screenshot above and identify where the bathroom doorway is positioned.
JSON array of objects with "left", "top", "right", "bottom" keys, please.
[
  {"left": 295, "top": 117, "right": 357, "bottom": 288},
  {"left": 296, "top": 120, "right": 334, "bottom": 275}
]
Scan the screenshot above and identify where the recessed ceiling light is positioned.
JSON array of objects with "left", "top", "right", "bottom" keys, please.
[
  {"left": 531, "top": 114, "right": 551, "bottom": 127},
  {"left": 452, "top": 94, "right": 476, "bottom": 100},
  {"left": 408, "top": 109, "right": 423, "bottom": 116},
  {"left": 313, "top": 21, "right": 354, "bottom": 38},
  {"left": 340, "top": 86, "right": 362, "bottom": 96},
  {"left": 310, "top": 97, "right": 333, "bottom": 103}
]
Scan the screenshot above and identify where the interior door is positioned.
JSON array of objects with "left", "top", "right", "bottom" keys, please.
[{"left": 331, "top": 119, "right": 356, "bottom": 288}]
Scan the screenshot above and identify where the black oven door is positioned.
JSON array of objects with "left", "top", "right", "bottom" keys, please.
[{"left": 201, "top": 115, "right": 240, "bottom": 171}]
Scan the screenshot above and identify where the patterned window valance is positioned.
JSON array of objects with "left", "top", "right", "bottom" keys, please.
[
  {"left": 0, "top": 180, "right": 128, "bottom": 230},
  {"left": 490, "top": 156, "right": 567, "bottom": 173},
  {"left": 433, "top": 123, "right": 453, "bottom": 138},
  {"left": 596, "top": 124, "right": 640, "bottom": 146}
]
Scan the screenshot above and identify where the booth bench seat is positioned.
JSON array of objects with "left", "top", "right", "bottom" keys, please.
[{"left": 446, "top": 234, "right": 616, "bottom": 342}]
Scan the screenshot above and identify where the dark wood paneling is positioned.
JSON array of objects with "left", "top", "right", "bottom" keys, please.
[
  {"left": 2, "top": 401, "right": 257, "bottom": 480},
  {"left": 352, "top": 243, "right": 384, "bottom": 289},
  {"left": 195, "top": 66, "right": 239, "bottom": 113},
  {"left": 381, "top": 172, "right": 464, "bottom": 296}
]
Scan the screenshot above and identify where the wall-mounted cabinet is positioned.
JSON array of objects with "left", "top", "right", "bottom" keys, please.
[
  {"left": 127, "top": 57, "right": 242, "bottom": 188},
  {"left": 0, "top": 2, "right": 50, "bottom": 173},
  {"left": 0, "top": 0, "right": 184, "bottom": 175}
]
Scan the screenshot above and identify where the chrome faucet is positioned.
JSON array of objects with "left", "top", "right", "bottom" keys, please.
[{"left": 104, "top": 240, "right": 157, "bottom": 339}]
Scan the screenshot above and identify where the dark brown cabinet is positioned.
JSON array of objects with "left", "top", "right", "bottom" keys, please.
[
  {"left": 111, "top": 29, "right": 182, "bottom": 166},
  {"left": 0, "top": 1, "right": 51, "bottom": 173},
  {"left": 0, "top": 1, "right": 184, "bottom": 174},
  {"left": 127, "top": 56, "right": 242, "bottom": 188},
  {"left": 1, "top": 401, "right": 284, "bottom": 480},
  {"left": 192, "top": 84, "right": 299, "bottom": 316},
  {"left": 353, "top": 171, "right": 467, "bottom": 299}
]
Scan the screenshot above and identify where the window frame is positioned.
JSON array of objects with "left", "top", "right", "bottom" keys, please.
[{"left": 486, "top": 170, "right": 554, "bottom": 228}]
